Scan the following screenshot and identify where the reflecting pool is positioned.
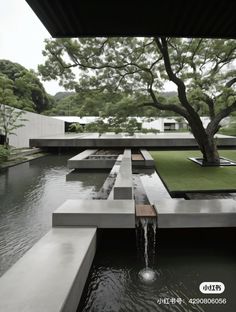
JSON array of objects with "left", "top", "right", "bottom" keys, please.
[
  {"left": 0, "top": 154, "right": 108, "bottom": 276},
  {"left": 78, "top": 228, "right": 236, "bottom": 312}
]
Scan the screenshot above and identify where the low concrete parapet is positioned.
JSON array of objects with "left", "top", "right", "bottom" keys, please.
[
  {"left": 0, "top": 227, "right": 96, "bottom": 312},
  {"left": 154, "top": 199, "right": 236, "bottom": 228},
  {"left": 53, "top": 199, "right": 136, "bottom": 228}
]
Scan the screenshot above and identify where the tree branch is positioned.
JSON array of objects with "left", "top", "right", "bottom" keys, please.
[
  {"left": 154, "top": 37, "right": 197, "bottom": 116},
  {"left": 212, "top": 46, "right": 236, "bottom": 73},
  {"left": 147, "top": 86, "right": 189, "bottom": 119},
  {"left": 201, "top": 93, "right": 215, "bottom": 119},
  {"left": 48, "top": 47, "right": 130, "bottom": 71},
  {"left": 189, "top": 39, "right": 203, "bottom": 74},
  {"left": 114, "top": 68, "right": 143, "bottom": 90},
  {"left": 226, "top": 77, "right": 236, "bottom": 88},
  {"left": 206, "top": 100, "right": 236, "bottom": 135}
]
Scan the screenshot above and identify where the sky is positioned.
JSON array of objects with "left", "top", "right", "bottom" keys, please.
[
  {"left": 0, "top": 0, "right": 175, "bottom": 96},
  {"left": 0, "top": 0, "right": 63, "bottom": 95}
]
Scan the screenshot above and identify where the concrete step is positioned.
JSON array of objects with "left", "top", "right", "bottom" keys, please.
[
  {"left": 53, "top": 199, "right": 136, "bottom": 228},
  {"left": 0, "top": 227, "right": 96, "bottom": 312}
]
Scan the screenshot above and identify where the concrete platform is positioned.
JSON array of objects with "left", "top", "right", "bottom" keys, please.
[
  {"left": 67, "top": 149, "right": 98, "bottom": 169},
  {"left": 53, "top": 199, "right": 136, "bottom": 228},
  {"left": 113, "top": 149, "right": 133, "bottom": 200},
  {"left": 67, "top": 148, "right": 120, "bottom": 169},
  {"left": 98, "top": 155, "right": 122, "bottom": 199},
  {"left": 29, "top": 132, "right": 236, "bottom": 148},
  {"left": 154, "top": 199, "right": 236, "bottom": 228},
  {"left": 0, "top": 227, "right": 96, "bottom": 312},
  {"left": 139, "top": 169, "right": 171, "bottom": 203},
  {"left": 140, "top": 149, "right": 155, "bottom": 167}
]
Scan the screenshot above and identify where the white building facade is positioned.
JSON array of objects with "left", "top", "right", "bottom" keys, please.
[{"left": 54, "top": 116, "right": 230, "bottom": 133}]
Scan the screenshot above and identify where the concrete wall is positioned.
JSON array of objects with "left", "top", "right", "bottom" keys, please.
[{"left": 8, "top": 108, "right": 65, "bottom": 148}]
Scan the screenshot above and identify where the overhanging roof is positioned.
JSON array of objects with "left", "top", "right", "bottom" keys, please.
[{"left": 26, "top": 0, "right": 236, "bottom": 39}]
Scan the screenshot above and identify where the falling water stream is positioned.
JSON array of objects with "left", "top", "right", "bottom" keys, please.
[
  {"left": 142, "top": 218, "right": 148, "bottom": 268},
  {"left": 137, "top": 216, "right": 158, "bottom": 284}
]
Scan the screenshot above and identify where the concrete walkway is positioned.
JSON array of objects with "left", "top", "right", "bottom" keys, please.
[
  {"left": 0, "top": 227, "right": 96, "bottom": 312},
  {"left": 53, "top": 199, "right": 135, "bottom": 228}
]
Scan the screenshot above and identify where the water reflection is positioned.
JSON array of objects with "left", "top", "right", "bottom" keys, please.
[
  {"left": 0, "top": 154, "right": 107, "bottom": 276},
  {"left": 78, "top": 243, "right": 236, "bottom": 312}
]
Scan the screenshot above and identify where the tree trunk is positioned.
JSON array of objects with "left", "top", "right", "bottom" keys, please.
[
  {"left": 5, "top": 137, "right": 9, "bottom": 149},
  {"left": 188, "top": 118, "right": 220, "bottom": 166},
  {"left": 197, "top": 134, "right": 220, "bottom": 166},
  {"left": 4, "top": 129, "right": 9, "bottom": 149}
]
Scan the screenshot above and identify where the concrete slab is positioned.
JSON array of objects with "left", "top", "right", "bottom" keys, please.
[
  {"left": 68, "top": 149, "right": 97, "bottom": 169},
  {"left": 69, "top": 149, "right": 97, "bottom": 160},
  {"left": 113, "top": 149, "right": 133, "bottom": 200},
  {"left": 53, "top": 199, "right": 136, "bottom": 228},
  {"left": 139, "top": 169, "right": 171, "bottom": 203},
  {"left": 67, "top": 149, "right": 121, "bottom": 169},
  {"left": 30, "top": 132, "right": 236, "bottom": 148},
  {"left": 99, "top": 155, "right": 123, "bottom": 199},
  {"left": 0, "top": 227, "right": 96, "bottom": 312},
  {"left": 140, "top": 149, "right": 155, "bottom": 167},
  {"left": 70, "top": 159, "right": 116, "bottom": 169},
  {"left": 154, "top": 199, "right": 236, "bottom": 228}
]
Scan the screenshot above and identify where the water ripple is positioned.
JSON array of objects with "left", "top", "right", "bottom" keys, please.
[{"left": 0, "top": 154, "right": 108, "bottom": 276}]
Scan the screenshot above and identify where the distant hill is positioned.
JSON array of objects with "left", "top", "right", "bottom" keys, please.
[
  {"left": 54, "top": 91, "right": 177, "bottom": 101},
  {"left": 160, "top": 91, "right": 177, "bottom": 97},
  {"left": 54, "top": 91, "right": 75, "bottom": 101}
]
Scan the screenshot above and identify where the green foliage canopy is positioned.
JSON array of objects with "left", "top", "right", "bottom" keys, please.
[
  {"left": 39, "top": 38, "right": 236, "bottom": 119},
  {"left": 39, "top": 37, "right": 236, "bottom": 163},
  {"left": 0, "top": 59, "right": 52, "bottom": 113}
]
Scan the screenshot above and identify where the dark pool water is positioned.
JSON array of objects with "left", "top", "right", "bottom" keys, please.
[
  {"left": 0, "top": 154, "right": 108, "bottom": 276},
  {"left": 78, "top": 229, "right": 236, "bottom": 312}
]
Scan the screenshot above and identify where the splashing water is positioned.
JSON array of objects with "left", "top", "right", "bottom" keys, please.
[
  {"left": 137, "top": 217, "right": 158, "bottom": 284},
  {"left": 152, "top": 222, "right": 157, "bottom": 264},
  {"left": 142, "top": 218, "right": 148, "bottom": 268}
]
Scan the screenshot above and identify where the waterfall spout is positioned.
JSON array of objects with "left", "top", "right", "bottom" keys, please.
[{"left": 135, "top": 204, "right": 158, "bottom": 284}]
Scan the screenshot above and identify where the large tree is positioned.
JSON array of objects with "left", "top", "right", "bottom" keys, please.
[
  {"left": 0, "top": 60, "right": 52, "bottom": 113},
  {"left": 39, "top": 37, "right": 236, "bottom": 165},
  {"left": 0, "top": 74, "right": 26, "bottom": 148}
]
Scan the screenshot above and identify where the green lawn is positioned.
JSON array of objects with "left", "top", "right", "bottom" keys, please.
[{"left": 150, "top": 150, "right": 236, "bottom": 192}]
